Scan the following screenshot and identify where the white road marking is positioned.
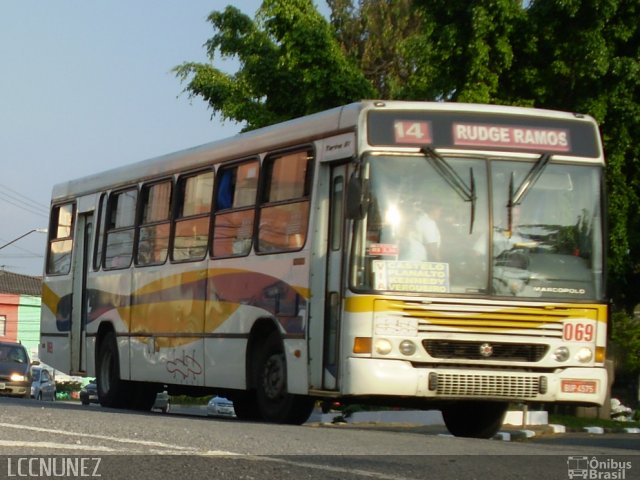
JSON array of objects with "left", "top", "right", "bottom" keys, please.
[
  {"left": 0, "top": 422, "right": 231, "bottom": 454},
  {"left": 0, "top": 440, "right": 118, "bottom": 452},
  {"left": 0, "top": 422, "right": 420, "bottom": 479}
]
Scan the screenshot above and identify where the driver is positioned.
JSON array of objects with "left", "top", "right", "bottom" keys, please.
[{"left": 401, "top": 199, "right": 442, "bottom": 261}]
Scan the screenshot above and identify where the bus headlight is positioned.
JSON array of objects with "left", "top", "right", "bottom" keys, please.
[
  {"left": 399, "top": 340, "right": 416, "bottom": 356},
  {"left": 552, "top": 346, "right": 570, "bottom": 362},
  {"left": 375, "top": 339, "right": 393, "bottom": 355},
  {"left": 576, "top": 347, "right": 593, "bottom": 363}
]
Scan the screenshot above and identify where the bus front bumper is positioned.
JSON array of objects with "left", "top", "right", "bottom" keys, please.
[{"left": 343, "top": 357, "right": 607, "bottom": 406}]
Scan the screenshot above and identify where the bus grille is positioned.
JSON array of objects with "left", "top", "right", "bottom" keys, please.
[
  {"left": 424, "top": 340, "right": 548, "bottom": 362},
  {"left": 435, "top": 373, "right": 541, "bottom": 399},
  {"left": 374, "top": 299, "right": 601, "bottom": 339}
]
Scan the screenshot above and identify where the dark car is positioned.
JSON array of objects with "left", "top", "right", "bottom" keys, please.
[
  {"left": 0, "top": 341, "right": 32, "bottom": 399},
  {"left": 80, "top": 379, "right": 98, "bottom": 405}
]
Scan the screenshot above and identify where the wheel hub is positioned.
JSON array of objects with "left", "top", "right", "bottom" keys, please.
[{"left": 262, "top": 353, "right": 286, "bottom": 400}]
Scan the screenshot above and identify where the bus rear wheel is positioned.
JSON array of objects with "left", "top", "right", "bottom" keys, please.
[
  {"left": 96, "top": 331, "right": 131, "bottom": 408},
  {"left": 442, "top": 401, "right": 508, "bottom": 438},
  {"left": 255, "top": 332, "right": 314, "bottom": 424}
]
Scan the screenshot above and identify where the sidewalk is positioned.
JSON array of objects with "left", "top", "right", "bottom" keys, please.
[{"left": 305, "top": 409, "right": 640, "bottom": 441}]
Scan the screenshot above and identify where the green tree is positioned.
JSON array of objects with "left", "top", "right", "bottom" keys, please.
[
  {"left": 504, "top": 0, "right": 640, "bottom": 312},
  {"left": 610, "top": 311, "right": 640, "bottom": 381},
  {"left": 175, "top": 0, "right": 640, "bottom": 317},
  {"left": 328, "top": 0, "right": 423, "bottom": 98},
  {"left": 174, "top": 0, "right": 374, "bottom": 131},
  {"left": 404, "top": 0, "right": 525, "bottom": 103},
  {"left": 407, "top": 0, "right": 640, "bottom": 377},
  {"left": 406, "top": 1, "right": 640, "bottom": 313}
]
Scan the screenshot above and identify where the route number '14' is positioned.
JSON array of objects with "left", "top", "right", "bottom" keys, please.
[
  {"left": 563, "top": 323, "right": 594, "bottom": 342},
  {"left": 394, "top": 121, "right": 432, "bottom": 144}
]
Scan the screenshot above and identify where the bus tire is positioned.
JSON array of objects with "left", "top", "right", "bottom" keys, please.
[
  {"left": 441, "top": 401, "right": 508, "bottom": 439},
  {"left": 96, "top": 330, "right": 130, "bottom": 408},
  {"left": 129, "top": 382, "right": 157, "bottom": 411},
  {"left": 255, "top": 332, "right": 314, "bottom": 424},
  {"left": 231, "top": 391, "right": 261, "bottom": 421}
]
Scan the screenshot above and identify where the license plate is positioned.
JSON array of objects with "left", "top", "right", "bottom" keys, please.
[
  {"left": 0, "top": 383, "right": 5, "bottom": 389},
  {"left": 562, "top": 380, "right": 597, "bottom": 394}
]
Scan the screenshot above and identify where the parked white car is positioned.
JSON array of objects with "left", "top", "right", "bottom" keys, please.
[{"left": 206, "top": 396, "right": 236, "bottom": 418}]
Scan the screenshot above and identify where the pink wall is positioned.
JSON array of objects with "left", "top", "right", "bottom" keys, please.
[{"left": 0, "top": 293, "right": 20, "bottom": 342}]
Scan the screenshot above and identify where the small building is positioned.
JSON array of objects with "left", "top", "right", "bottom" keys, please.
[{"left": 0, "top": 270, "right": 42, "bottom": 360}]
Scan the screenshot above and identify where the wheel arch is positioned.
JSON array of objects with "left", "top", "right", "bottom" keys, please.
[
  {"left": 94, "top": 321, "right": 121, "bottom": 379},
  {"left": 95, "top": 322, "right": 116, "bottom": 358},
  {"left": 245, "top": 317, "right": 282, "bottom": 390}
]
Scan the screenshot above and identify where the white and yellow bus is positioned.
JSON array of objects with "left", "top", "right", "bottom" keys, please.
[{"left": 39, "top": 101, "right": 608, "bottom": 437}]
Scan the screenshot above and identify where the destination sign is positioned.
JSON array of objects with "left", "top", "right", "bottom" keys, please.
[
  {"left": 367, "top": 110, "right": 600, "bottom": 157},
  {"left": 453, "top": 123, "right": 570, "bottom": 151},
  {"left": 372, "top": 260, "right": 450, "bottom": 294}
]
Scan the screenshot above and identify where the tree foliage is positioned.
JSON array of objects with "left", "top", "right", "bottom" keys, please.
[
  {"left": 403, "top": 0, "right": 524, "bottom": 103},
  {"left": 409, "top": 1, "right": 639, "bottom": 331},
  {"left": 176, "top": 0, "right": 640, "bottom": 318},
  {"left": 506, "top": 0, "right": 640, "bottom": 312},
  {"left": 611, "top": 312, "right": 640, "bottom": 377},
  {"left": 173, "top": 0, "right": 374, "bottom": 131},
  {"left": 328, "top": 0, "right": 423, "bottom": 98}
]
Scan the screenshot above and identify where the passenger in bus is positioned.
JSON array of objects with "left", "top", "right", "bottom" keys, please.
[
  {"left": 217, "top": 170, "right": 234, "bottom": 210},
  {"left": 400, "top": 200, "right": 442, "bottom": 262}
]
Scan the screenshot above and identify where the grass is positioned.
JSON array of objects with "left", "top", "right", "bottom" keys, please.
[
  {"left": 170, "top": 395, "right": 210, "bottom": 405},
  {"left": 549, "top": 414, "right": 640, "bottom": 431}
]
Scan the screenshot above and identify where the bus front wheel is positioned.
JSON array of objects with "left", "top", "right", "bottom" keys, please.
[
  {"left": 230, "top": 391, "right": 261, "bottom": 421},
  {"left": 441, "top": 401, "right": 508, "bottom": 438},
  {"left": 255, "top": 332, "right": 314, "bottom": 424}
]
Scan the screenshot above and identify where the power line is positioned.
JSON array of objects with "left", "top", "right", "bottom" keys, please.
[
  {"left": 0, "top": 238, "right": 43, "bottom": 253},
  {"left": 0, "top": 253, "right": 44, "bottom": 259},
  {"left": 0, "top": 193, "right": 49, "bottom": 219},
  {"left": 0, "top": 183, "right": 49, "bottom": 211}
]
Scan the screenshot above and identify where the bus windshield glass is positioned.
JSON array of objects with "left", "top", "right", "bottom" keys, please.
[{"left": 350, "top": 154, "right": 604, "bottom": 300}]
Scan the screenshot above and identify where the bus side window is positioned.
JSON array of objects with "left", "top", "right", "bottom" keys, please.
[
  {"left": 212, "top": 159, "right": 259, "bottom": 258},
  {"left": 257, "top": 149, "right": 312, "bottom": 253},
  {"left": 104, "top": 188, "right": 137, "bottom": 270},
  {"left": 93, "top": 194, "right": 107, "bottom": 271},
  {"left": 137, "top": 180, "right": 172, "bottom": 266},
  {"left": 172, "top": 170, "right": 213, "bottom": 262},
  {"left": 46, "top": 202, "right": 75, "bottom": 275}
]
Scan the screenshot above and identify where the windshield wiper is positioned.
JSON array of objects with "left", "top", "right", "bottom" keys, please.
[
  {"left": 421, "top": 146, "right": 477, "bottom": 233},
  {"left": 508, "top": 153, "right": 551, "bottom": 233}
]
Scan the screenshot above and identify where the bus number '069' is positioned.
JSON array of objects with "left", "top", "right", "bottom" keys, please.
[{"left": 563, "top": 323, "right": 594, "bottom": 342}]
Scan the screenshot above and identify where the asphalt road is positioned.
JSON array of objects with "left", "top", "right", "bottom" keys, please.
[{"left": 0, "top": 397, "right": 637, "bottom": 480}]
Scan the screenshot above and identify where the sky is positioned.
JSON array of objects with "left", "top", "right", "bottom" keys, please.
[{"left": 0, "top": 1, "right": 327, "bottom": 276}]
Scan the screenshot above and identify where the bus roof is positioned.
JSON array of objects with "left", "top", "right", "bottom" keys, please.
[{"left": 50, "top": 100, "right": 600, "bottom": 202}]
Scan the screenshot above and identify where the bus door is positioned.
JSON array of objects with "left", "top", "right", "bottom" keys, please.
[
  {"left": 322, "top": 163, "right": 348, "bottom": 390},
  {"left": 70, "top": 209, "right": 93, "bottom": 375}
]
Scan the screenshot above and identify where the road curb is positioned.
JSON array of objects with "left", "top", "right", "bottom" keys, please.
[{"left": 308, "top": 410, "right": 640, "bottom": 441}]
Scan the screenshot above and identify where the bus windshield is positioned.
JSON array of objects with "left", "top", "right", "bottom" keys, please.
[{"left": 350, "top": 153, "right": 604, "bottom": 300}]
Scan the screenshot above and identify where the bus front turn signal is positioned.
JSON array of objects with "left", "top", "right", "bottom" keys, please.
[{"left": 353, "top": 337, "right": 372, "bottom": 354}]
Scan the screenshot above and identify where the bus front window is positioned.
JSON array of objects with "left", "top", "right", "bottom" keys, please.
[
  {"left": 490, "top": 162, "right": 604, "bottom": 300},
  {"left": 350, "top": 155, "right": 604, "bottom": 301},
  {"left": 351, "top": 154, "right": 490, "bottom": 294}
]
